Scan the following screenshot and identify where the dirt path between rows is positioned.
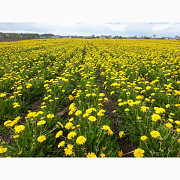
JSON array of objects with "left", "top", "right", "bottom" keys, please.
[{"left": 97, "top": 70, "right": 137, "bottom": 157}]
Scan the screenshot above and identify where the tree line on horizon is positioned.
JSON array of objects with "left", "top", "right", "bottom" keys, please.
[{"left": 0, "top": 32, "right": 179, "bottom": 41}]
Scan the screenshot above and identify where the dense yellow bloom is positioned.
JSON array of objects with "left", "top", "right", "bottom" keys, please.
[
  {"left": 37, "top": 135, "right": 46, "bottom": 142},
  {"left": 151, "top": 114, "right": 161, "bottom": 122},
  {"left": 57, "top": 122, "right": 63, "bottom": 128},
  {"left": 1, "top": 38, "right": 180, "bottom": 158},
  {"left": 26, "top": 112, "right": 36, "bottom": 119},
  {"left": 136, "top": 95, "right": 144, "bottom": 100},
  {"left": 154, "top": 107, "right": 165, "bottom": 114},
  {"left": 168, "top": 118, "right": 173, "bottom": 122},
  {"left": 64, "top": 148, "right": 73, "bottom": 156},
  {"left": 118, "top": 150, "right": 123, "bottom": 157},
  {"left": 13, "top": 102, "right": 20, "bottom": 108},
  {"left": 134, "top": 148, "right": 145, "bottom": 157},
  {"left": 146, "top": 86, "right": 151, "bottom": 90},
  {"left": 83, "top": 113, "right": 89, "bottom": 117},
  {"left": 58, "top": 141, "right": 65, "bottom": 148},
  {"left": 76, "top": 136, "right": 87, "bottom": 145},
  {"left": 86, "top": 152, "right": 97, "bottom": 158},
  {"left": 26, "top": 83, "right": 32, "bottom": 88},
  {"left": 140, "top": 136, "right": 148, "bottom": 141},
  {"left": 14, "top": 125, "right": 25, "bottom": 133},
  {"left": 175, "top": 121, "right": 180, "bottom": 125},
  {"left": 165, "top": 123, "right": 173, "bottom": 128},
  {"left": 140, "top": 106, "right": 149, "bottom": 112},
  {"left": 0, "top": 93, "right": 6, "bottom": 97},
  {"left": 97, "top": 110, "right": 105, "bottom": 116},
  {"left": 0, "top": 147, "right": 7, "bottom": 154},
  {"left": 37, "top": 111, "right": 43, "bottom": 115},
  {"left": 75, "top": 110, "right": 82, "bottom": 116},
  {"left": 108, "top": 129, "right": 113, "bottom": 135},
  {"left": 67, "top": 131, "right": 77, "bottom": 140},
  {"left": 88, "top": 116, "right": 96, "bottom": 122},
  {"left": 99, "top": 93, "right": 105, "bottom": 97},
  {"left": 86, "top": 109, "right": 92, "bottom": 114},
  {"left": 104, "top": 97, "right": 108, "bottom": 101},
  {"left": 37, "top": 120, "right": 46, "bottom": 126},
  {"left": 150, "top": 131, "right": 160, "bottom": 138},
  {"left": 56, "top": 130, "right": 63, "bottom": 138},
  {"left": 47, "top": 114, "right": 54, "bottom": 118},
  {"left": 166, "top": 104, "right": 170, "bottom": 108},
  {"left": 119, "top": 131, "right": 124, "bottom": 138},
  {"left": 100, "top": 153, "right": 106, "bottom": 157},
  {"left": 69, "top": 118, "right": 74, "bottom": 122},
  {"left": 4, "top": 120, "right": 13, "bottom": 127},
  {"left": 69, "top": 95, "right": 74, "bottom": 100},
  {"left": 64, "top": 144, "right": 73, "bottom": 156},
  {"left": 13, "top": 135, "right": 19, "bottom": 139},
  {"left": 102, "top": 125, "right": 110, "bottom": 130},
  {"left": 125, "top": 108, "right": 129, "bottom": 112},
  {"left": 65, "top": 122, "right": 73, "bottom": 130}
]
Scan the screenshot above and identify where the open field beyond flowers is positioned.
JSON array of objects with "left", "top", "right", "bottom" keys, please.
[{"left": 0, "top": 39, "right": 179, "bottom": 157}]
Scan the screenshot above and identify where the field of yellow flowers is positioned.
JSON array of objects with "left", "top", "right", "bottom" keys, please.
[{"left": 0, "top": 38, "right": 179, "bottom": 157}]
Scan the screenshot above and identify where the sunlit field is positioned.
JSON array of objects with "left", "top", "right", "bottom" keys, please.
[{"left": 0, "top": 38, "right": 179, "bottom": 157}]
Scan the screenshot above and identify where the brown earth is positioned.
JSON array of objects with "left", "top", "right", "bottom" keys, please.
[{"left": 97, "top": 70, "right": 137, "bottom": 157}]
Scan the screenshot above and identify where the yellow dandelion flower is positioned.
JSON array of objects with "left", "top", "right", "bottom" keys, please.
[
  {"left": 58, "top": 141, "right": 65, "bottom": 148},
  {"left": 76, "top": 136, "right": 86, "bottom": 145},
  {"left": 56, "top": 130, "right": 63, "bottom": 138},
  {"left": 13, "top": 135, "right": 19, "bottom": 139},
  {"left": 150, "top": 130, "right": 160, "bottom": 138},
  {"left": 100, "top": 153, "right": 106, "bottom": 157},
  {"left": 102, "top": 125, "right": 110, "bottom": 130},
  {"left": 37, "top": 120, "right": 46, "bottom": 126},
  {"left": 69, "top": 95, "right": 74, "bottom": 100},
  {"left": 140, "top": 136, "right": 148, "bottom": 141},
  {"left": 99, "top": 93, "right": 105, "bottom": 97},
  {"left": 37, "top": 135, "right": 46, "bottom": 142},
  {"left": 119, "top": 131, "right": 124, "bottom": 138},
  {"left": 65, "top": 122, "right": 73, "bottom": 130},
  {"left": 175, "top": 121, "right": 180, "bottom": 125},
  {"left": 67, "top": 131, "right": 77, "bottom": 140},
  {"left": 14, "top": 125, "right": 25, "bottom": 133},
  {"left": 134, "top": 148, "right": 144, "bottom": 158},
  {"left": 88, "top": 116, "right": 96, "bottom": 122},
  {"left": 0, "top": 147, "right": 7, "bottom": 154},
  {"left": 165, "top": 123, "right": 173, "bottom": 128},
  {"left": 47, "top": 114, "right": 54, "bottom": 118},
  {"left": 118, "top": 150, "right": 123, "bottom": 157},
  {"left": 75, "top": 110, "right": 82, "bottom": 116},
  {"left": 86, "top": 152, "right": 97, "bottom": 158},
  {"left": 151, "top": 114, "right": 161, "bottom": 122},
  {"left": 108, "top": 129, "right": 113, "bottom": 135}
]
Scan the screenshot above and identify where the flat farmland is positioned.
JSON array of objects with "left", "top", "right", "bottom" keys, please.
[{"left": 0, "top": 39, "right": 179, "bottom": 157}]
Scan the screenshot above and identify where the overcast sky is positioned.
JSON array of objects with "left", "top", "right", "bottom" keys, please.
[
  {"left": 0, "top": 0, "right": 180, "bottom": 37},
  {"left": 1, "top": 22, "right": 180, "bottom": 37}
]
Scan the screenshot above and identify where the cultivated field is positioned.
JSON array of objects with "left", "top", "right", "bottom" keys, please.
[{"left": 0, "top": 39, "right": 179, "bottom": 157}]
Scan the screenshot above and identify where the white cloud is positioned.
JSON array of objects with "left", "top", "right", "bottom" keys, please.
[
  {"left": 152, "top": 24, "right": 172, "bottom": 31},
  {"left": 1, "top": 22, "right": 180, "bottom": 37},
  {"left": 104, "top": 23, "right": 127, "bottom": 31}
]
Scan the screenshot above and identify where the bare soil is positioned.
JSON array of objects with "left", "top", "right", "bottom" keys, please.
[{"left": 97, "top": 70, "right": 137, "bottom": 157}]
